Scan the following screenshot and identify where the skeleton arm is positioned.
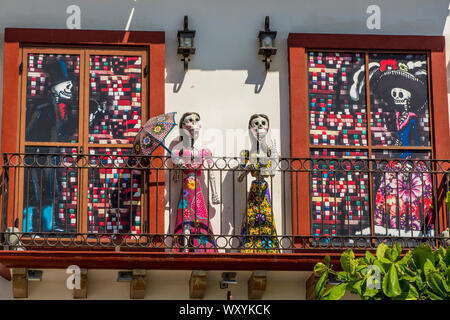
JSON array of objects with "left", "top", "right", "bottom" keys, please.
[
  {"left": 237, "top": 150, "right": 253, "bottom": 182},
  {"left": 209, "top": 174, "right": 220, "bottom": 204}
]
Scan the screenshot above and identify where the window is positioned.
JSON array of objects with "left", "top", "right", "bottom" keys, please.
[
  {"left": 288, "top": 34, "right": 450, "bottom": 238},
  {"left": 1, "top": 28, "right": 165, "bottom": 235}
]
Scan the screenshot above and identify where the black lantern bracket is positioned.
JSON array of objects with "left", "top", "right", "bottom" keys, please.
[
  {"left": 177, "top": 15, "right": 196, "bottom": 72},
  {"left": 258, "top": 16, "right": 277, "bottom": 71}
]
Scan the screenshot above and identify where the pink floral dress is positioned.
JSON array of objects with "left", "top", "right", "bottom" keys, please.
[
  {"left": 172, "top": 148, "right": 217, "bottom": 252},
  {"left": 374, "top": 161, "right": 434, "bottom": 236}
]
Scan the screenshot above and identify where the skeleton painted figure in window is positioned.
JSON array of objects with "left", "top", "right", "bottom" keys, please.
[
  {"left": 171, "top": 112, "right": 219, "bottom": 252},
  {"left": 350, "top": 58, "right": 428, "bottom": 158},
  {"left": 238, "top": 114, "right": 279, "bottom": 253},
  {"left": 23, "top": 58, "right": 78, "bottom": 233},
  {"left": 350, "top": 58, "right": 433, "bottom": 236}
]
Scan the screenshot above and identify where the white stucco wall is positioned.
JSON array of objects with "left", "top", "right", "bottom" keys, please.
[
  {"left": 0, "top": 269, "right": 359, "bottom": 300},
  {"left": 0, "top": 0, "right": 449, "bottom": 299}
]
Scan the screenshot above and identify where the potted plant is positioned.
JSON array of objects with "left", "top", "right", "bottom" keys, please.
[{"left": 313, "top": 242, "right": 450, "bottom": 300}]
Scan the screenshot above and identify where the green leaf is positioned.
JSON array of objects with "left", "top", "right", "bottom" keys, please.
[
  {"left": 384, "top": 247, "right": 394, "bottom": 262},
  {"left": 337, "top": 271, "right": 350, "bottom": 282},
  {"left": 413, "top": 244, "right": 434, "bottom": 270},
  {"left": 365, "top": 251, "right": 376, "bottom": 265},
  {"left": 376, "top": 243, "right": 389, "bottom": 260},
  {"left": 398, "top": 251, "right": 412, "bottom": 266},
  {"left": 423, "top": 259, "right": 436, "bottom": 275},
  {"left": 314, "top": 262, "right": 327, "bottom": 275},
  {"left": 392, "top": 242, "right": 402, "bottom": 261},
  {"left": 340, "top": 249, "right": 356, "bottom": 274},
  {"left": 396, "top": 264, "right": 416, "bottom": 282},
  {"left": 446, "top": 191, "right": 450, "bottom": 211},
  {"left": 383, "top": 264, "right": 402, "bottom": 298},
  {"left": 444, "top": 247, "right": 450, "bottom": 267},
  {"left": 321, "top": 283, "right": 347, "bottom": 300},
  {"left": 415, "top": 272, "right": 426, "bottom": 292},
  {"left": 350, "top": 279, "right": 364, "bottom": 296},
  {"left": 426, "top": 271, "right": 449, "bottom": 299},
  {"left": 315, "top": 271, "right": 328, "bottom": 300},
  {"left": 324, "top": 255, "right": 331, "bottom": 267},
  {"left": 406, "top": 283, "right": 419, "bottom": 300},
  {"left": 379, "top": 257, "right": 394, "bottom": 265},
  {"left": 363, "top": 283, "right": 379, "bottom": 298},
  {"left": 393, "top": 280, "right": 416, "bottom": 300},
  {"left": 423, "top": 288, "right": 444, "bottom": 300},
  {"left": 437, "top": 257, "right": 447, "bottom": 273},
  {"left": 374, "top": 260, "right": 387, "bottom": 274}
]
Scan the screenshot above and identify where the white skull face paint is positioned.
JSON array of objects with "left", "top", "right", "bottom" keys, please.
[
  {"left": 391, "top": 87, "right": 411, "bottom": 106},
  {"left": 182, "top": 113, "right": 202, "bottom": 139},
  {"left": 250, "top": 115, "right": 269, "bottom": 141},
  {"left": 52, "top": 80, "right": 73, "bottom": 100}
]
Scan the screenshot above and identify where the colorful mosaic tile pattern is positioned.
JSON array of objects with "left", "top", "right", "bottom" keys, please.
[
  {"left": 310, "top": 149, "right": 370, "bottom": 237},
  {"left": 87, "top": 148, "right": 141, "bottom": 234},
  {"left": 308, "top": 52, "right": 368, "bottom": 146},
  {"left": 89, "top": 55, "right": 142, "bottom": 145}
]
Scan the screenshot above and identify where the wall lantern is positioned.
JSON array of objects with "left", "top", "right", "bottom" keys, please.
[
  {"left": 258, "top": 16, "right": 277, "bottom": 71},
  {"left": 177, "top": 15, "right": 196, "bottom": 71}
]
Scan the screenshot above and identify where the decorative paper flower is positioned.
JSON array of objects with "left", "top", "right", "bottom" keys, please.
[
  {"left": 379, "top": 59, "right": 398, "bottom": 72},
  {"left": 255, "top": 214, "right": 266, "bottom": 225},
  {"left": 187, "top": 178, "right": 196, "bottom": 190},
  {"left": 153, "top": 125, "right": 163, "bottom": 134}
]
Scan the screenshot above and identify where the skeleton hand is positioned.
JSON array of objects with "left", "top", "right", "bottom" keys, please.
[{"left": 237, "top": 164, "right": 255, "bottom": 182}]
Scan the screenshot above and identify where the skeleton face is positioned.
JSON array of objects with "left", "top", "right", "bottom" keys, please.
[
  {"left": 391, "top": 87, "right": 411, "bottom": 106},
  {"left": 249, "top": 115, "right": 269, "bottom": 140},
  {"left": 52, "top": 80, "right": 73, "bottom": 100},
  {"left": 182, "top": 113, "right": 201, "bottom": 139}
]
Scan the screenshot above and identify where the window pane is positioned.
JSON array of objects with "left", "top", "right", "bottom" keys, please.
[
  {"left": 25, "top": 54, "right": 80, "bottom": 143},
  {"left": 87, "top": 148, "right": 142, "bottom": 234},
  {"left": 310, "top": 149, "right": 370, "bottom": 237},
  {"left": 22, "top": 146, "right": 78, "bottom": 233},
  {"left": 372, "top": 150, "right": 434, "bottom": 237},
  {"left": 368, "top": 53, "right": 430, "bottom": 148},
  {"left": 88, "top": 55, "right": 143, "bottom": 145},
  {"left": 308, "top": 52, "right": 368, "bottom": 146}
]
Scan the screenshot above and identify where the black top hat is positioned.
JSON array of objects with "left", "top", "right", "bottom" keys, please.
[
  {"left": 44, "top": 58, "right": 71, "bottom": 88},
  {"left": 372, "top": 63, "right": 428, "bottom": 111}
]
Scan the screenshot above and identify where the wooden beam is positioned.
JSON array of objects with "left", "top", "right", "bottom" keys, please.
[
  {"left": 248, "top": 271, "right": 267, "bottom": 299},
  {"left": 73, "top": 269, "right": 88, "bottom": 299},
  {"left": 130, "top": 269, "right": 146, "bottom": 299},
  {"left": 11, "top": 268, "right": 27, "bottom": 298},
  {"left": 0, "top": 263, "right": 11, "bottom": 281},
  {"left": 0, "top": 250, "right": 368, "bottom": 271},
  {"left": 189, "top": 270, "right": 207, "bottom": 299}
]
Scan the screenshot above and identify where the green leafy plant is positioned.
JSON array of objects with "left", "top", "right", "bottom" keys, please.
[
  {"left": 446, "top": 191, "right": 450, "bottom": 211},
  {"left": 313, "top": 242, "right": 450, "bottom": 300}
]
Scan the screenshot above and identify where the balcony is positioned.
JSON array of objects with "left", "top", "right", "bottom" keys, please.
[{"left": 0, "top": 152, "right": 449, "bottom": 271}]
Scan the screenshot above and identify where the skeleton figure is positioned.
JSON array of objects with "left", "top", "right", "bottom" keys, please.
[
  {"left": 171, "top": 112, "right": 219, "bottom": 252},
  {"left": 350, "top": 58, "right": 433, "bottom": 237},
  {"left": 350, "top": 58, "right": 428, "bottom": 157},
  {"left": 23, "top": 58, "right": 77, "bottom": 233},
  {"left": 238, "top": 114, "right": 279, "bottom": 253}
]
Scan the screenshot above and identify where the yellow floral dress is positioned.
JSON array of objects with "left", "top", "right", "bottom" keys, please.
[{"left": 240, "top": 150, "right": 279, "bottom": 253}]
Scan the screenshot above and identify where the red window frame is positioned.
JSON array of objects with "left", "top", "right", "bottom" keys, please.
[
  {"left": 0, "top": 28, "right": 166, "bottom": 234},
  {"left": 288, "top": 33, "right": 450, "bottom": 236}
]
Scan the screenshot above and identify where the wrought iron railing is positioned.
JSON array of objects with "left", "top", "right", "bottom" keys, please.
[{"left": 1, "top": 153, "right": 449, "bottom": 252}]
